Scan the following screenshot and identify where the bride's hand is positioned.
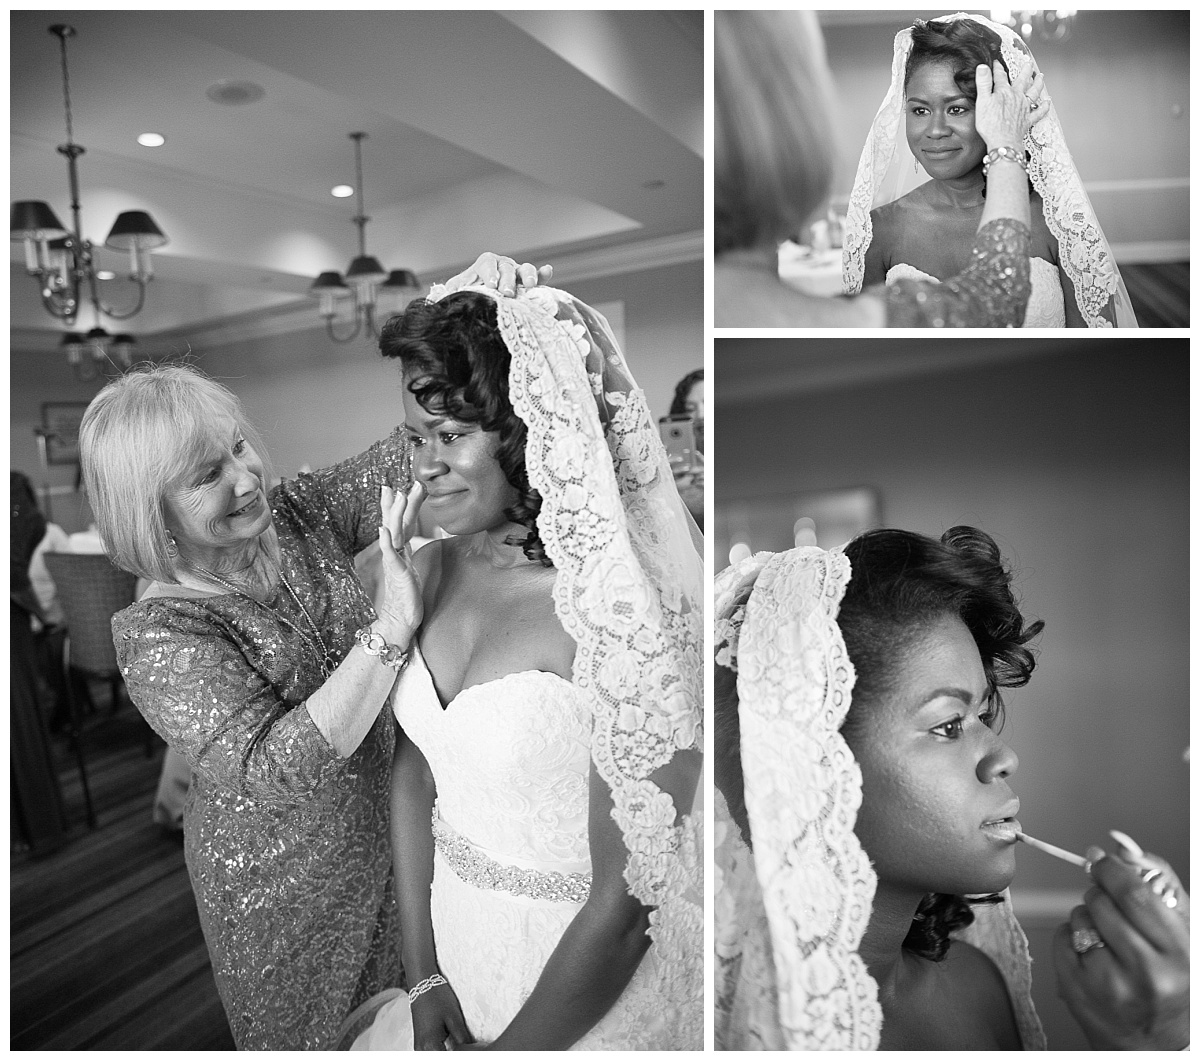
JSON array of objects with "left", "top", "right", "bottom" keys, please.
[
  {"left": 376, "top": 482, "right": 425, "bottom": 645},
  {"left": 1051, "top": 844, "right": 1189, "bottom": 1049},
  {"left": 974, "top": 60, "right": 1047, "bottom": 151},
  {"left": 411, "top": 980, "right": 473, "bottom": 1050},
  {"left": 443, "top": 252, "right": 553, "bottom": 297}
]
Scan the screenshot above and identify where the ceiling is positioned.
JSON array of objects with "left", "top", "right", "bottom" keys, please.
[
  {"left": 713, "top": 339, "right": 1079, "bottom": 405},
  {"left": 11, "top": 10, "right": 702, "bottom": 348},
  {"left": 815, "top": 8, "right": 991, "bottom": 27}
]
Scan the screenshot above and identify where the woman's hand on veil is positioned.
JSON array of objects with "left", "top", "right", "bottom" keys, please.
[
  {"left": 444, "top": 252, "right": 553, "bottom": 297},
  {"left": 1051, "top": 846, "right": 1190, "bottom": 1050},
  {"left": 974, "top": 59, "right": 1047, "bottom": 151},
  {"left": 376, "top": 482, "right": 425, "bottom": 645},
  {"left": 411, "top": 980, "right": 474, "bottom": 1051}
]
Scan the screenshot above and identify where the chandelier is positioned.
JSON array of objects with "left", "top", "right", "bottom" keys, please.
[
  {"left": 11, "top": 25, "right": 169, "bottom": 377},
  {"left": 310, "top": 132, "right": 421, "bottom": 343},
  {"left": 990, "top": 9, "right": 1077, "bottom": 43}
]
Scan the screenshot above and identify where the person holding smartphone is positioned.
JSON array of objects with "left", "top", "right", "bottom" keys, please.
[{"left": 663, "top": 368, "right": 704, "bottom": 528}]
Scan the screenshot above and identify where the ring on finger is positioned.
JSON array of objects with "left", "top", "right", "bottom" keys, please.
[
  {"left": 1152, "top": 880, "right": 1180, "bottom": 908},
  {"left": 1137, "top": 868, "right": 1180, "bottom": 909},
  {"left": 1071, "top": 926, "right": 1106, "bottom": 955}
]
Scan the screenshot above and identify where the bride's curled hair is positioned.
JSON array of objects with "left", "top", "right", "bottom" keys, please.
[
  {"left": 379, "top": 291, "right": 549, "bottom": 565},
  {"left": 905, "top": 17, "right": 1011, "bottom": 96},
  {"left": 837, "top": 525, "right": 1044, "bottom": 960}
]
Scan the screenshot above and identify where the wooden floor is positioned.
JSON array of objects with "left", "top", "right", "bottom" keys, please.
[
  {"left": 1121, "top": 260, "right": 1189, "bottom": 327},
  {"left": 10, "top": 707, "right": 235, "bottom": 1050}
]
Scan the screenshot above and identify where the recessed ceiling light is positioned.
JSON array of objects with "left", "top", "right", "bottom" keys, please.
[
  {"left": 331, "top": 185, "right": 354, "bottom": 198},
  {"left": 137, "top": 132, "right": 166, "bottom": 148},
  {"left": 96, "top": 270, "right": 116, "bottom": 281},
  {"left": 206, "top": 79, "right": 266, "bottom": 106}
]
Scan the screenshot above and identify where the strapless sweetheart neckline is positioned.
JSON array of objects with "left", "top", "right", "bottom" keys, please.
[{"left": 411, "top": 641, "right": 574, "bottom": 711}]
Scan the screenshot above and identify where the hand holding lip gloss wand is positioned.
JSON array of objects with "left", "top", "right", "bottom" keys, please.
[{"left": 1017, "top": 825, "right": 1190, "bottom": 1050}]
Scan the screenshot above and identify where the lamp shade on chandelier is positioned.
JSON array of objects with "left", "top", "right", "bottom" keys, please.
[
  {"left": 11, "top": 24, "right": 168, "bottom": 377},
  {"left": 310, "top": 132, "right": 421, "bottom": 342}
]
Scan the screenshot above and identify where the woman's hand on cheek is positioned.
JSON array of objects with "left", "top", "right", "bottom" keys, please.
[
  {"left": 444, "top": 253, "right": 553, "bottom": 297},
  {"left": 1051, "top": 847, "right": 1189, "bottom": 1050},
  {"left": 377, "top": 483, "right": 424, "bottom": 642}
]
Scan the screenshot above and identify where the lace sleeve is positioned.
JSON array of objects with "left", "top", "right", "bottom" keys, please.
[
  {"left": 886, "top": 219, "right": 1031, "bottom": 328},
  {"left": 273, "top": 428, "right": 412, "bottom": 558},
  {"left": 114, "top": 601, "right": 345, "bottom": 803}
]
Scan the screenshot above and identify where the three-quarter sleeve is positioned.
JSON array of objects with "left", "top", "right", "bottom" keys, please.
[
  {"left": 887, "top": 218, "right": 1032, "bottom": 328},
  {"left": 115, "top": 602, "right": 345, "bottom": 803},
  {"left": 274, "top": 427, "right": 413, "bottom": 559}
]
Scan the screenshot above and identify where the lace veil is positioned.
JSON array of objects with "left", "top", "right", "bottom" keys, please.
[
  {"left": 713, "top": 545, "right": 1045, "bottom": 1050},
  {"left": 427, "top": 282, "right": 704, "bottom": 1034},
  {"left": 841, "top": 12, "right": 1138, "bottom": 328}
]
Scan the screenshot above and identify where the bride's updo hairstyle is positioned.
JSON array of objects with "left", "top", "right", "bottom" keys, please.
[
  {"left": 837, "top": 525, "right": 1043, "bottom": 960},
  {"left": 714, "top": 525, "right": 1042, "bottom": 961},
  {"left": 904, "top": 17, "right": 1009, "bottom": 98},
  {"left": 379, "top": 291, "right": 549, "bottom": 566}
]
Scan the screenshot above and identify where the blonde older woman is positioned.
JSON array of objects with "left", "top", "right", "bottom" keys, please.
[{"left": 82, "top": 254, "right": 544, "bottom": 1049}]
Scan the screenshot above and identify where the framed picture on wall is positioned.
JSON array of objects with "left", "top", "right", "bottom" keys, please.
[{"left": 40, "top": 402, "right": 90, "bottom": 465}]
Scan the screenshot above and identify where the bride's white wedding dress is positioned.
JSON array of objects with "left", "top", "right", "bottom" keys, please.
[
  {"left": 351, "top": 646, "right": 687, "bottom": 1050},
  {"left": 887, "top": 257, "right": 1065, "bottom": 327}
]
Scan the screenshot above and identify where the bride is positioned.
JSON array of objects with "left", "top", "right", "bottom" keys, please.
[
  {"left": 842, "top": 13, "right": 1138, "bottom": 328},
  {"left": 344, "top": 285, "right": 703, "bottom": 1049},
  {"left": 714, "top": 528, "right": 1188, "bottom": 1049}
]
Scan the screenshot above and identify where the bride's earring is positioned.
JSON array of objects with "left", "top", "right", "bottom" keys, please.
[
  {"left": 166, "top": 532, "right": 178, "bottom": 558},
  {"left": 913, "top": 156, "right": 920, "bottom": 175}
]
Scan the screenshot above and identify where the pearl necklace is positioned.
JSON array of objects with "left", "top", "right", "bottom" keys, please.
[{"left": 187, "top": 560, "right": 338, "bottom": 678}]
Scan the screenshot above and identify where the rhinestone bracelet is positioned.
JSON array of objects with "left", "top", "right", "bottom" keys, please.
[
  {"left": 408, "top": 973, "right": 447, "bottom": 1004},
  {"left": 982, "top": 145, "right": 1027, "bottom": 177},
  {"left": 354, "top": 625, "right": 409, "bottom": 671}
]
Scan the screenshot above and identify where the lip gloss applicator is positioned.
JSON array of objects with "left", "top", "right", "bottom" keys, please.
[{"left": 1015, "top": 831, "right": 1089, "bottom": 869}]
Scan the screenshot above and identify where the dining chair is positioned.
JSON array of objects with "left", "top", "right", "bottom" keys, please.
[{"left": 42, "top": 552, "right": 144, "bottom": 828}]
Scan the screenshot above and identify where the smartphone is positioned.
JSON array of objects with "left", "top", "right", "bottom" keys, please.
[{"left": 658, "top": 416, "right": 697, "bottom": 475}]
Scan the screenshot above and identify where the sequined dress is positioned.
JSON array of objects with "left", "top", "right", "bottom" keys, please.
[
  {"left": 885, "top": 218, "right": 1033, "bottom": 328},
  {"left": 350, "top": 646, "right": 691, "bottom": 1050},
  {"left": 887, "top": 256, "right": 1065, "bottom": 327},
  {"left": 113, "top": 430, "right": 410, "bottom": 1049}
]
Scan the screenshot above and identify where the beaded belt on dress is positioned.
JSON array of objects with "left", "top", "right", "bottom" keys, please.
[{"left": 431, "top": 814, "right": 591, "bottom": 904}]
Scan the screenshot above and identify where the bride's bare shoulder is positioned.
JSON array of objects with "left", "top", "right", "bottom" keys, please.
[
  {"left": 940, "top": 940, "right": 1022, "bottom": 1046},
  {"left": 869, "top": 188, "right": 929, "bottom": 256}
]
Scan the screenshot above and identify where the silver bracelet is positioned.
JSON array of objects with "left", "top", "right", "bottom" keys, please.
[
  {"left": 982, "top": 145, "right": 1027, "bottom": 177},
  {"left": 408, "top": 973, "right": 447, "bottom": 1003},
  {"left": 354, "top": 625, "right": 410, "bottom": 671}
]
